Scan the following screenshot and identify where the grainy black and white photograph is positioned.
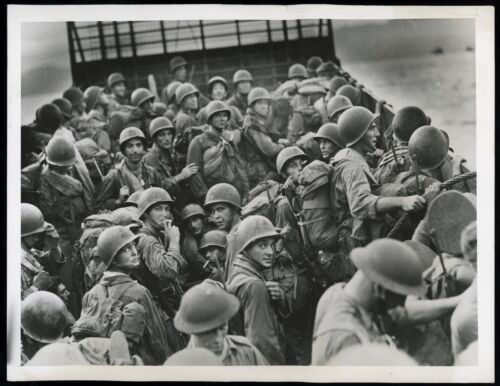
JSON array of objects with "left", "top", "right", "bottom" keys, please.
[{"left": 7, "top": 4, "right": 494, "bottom": 383}]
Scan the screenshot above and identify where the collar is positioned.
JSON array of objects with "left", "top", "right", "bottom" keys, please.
[
  {"left": 232, "top": 254, "right": 265, "bottom": 280},
  {"left": 333, "top": 148, "right": 376, "bottom": 182}
]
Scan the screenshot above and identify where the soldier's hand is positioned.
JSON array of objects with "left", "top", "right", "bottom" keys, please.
[
  {"left": 400, "top": 195, "right": 426, "bottom": 212},
  {"left": 119, "top": 185, "right": 130, "bottom": 202},
  {"left": 178, "top": 163, "right": 198, "bottom": 180},
  {"left": 32, "top": 272, "right": 58, "bottom": 291},
  {"left": 265, "top": 281, "right": 284, "bottom": 301},
  {"left": 423, "top": 181, "right": 442, "bottom": 202},
  {"left": 164, "top": 222, "right": 180, "bottom": 244},
  {"left": 278, "top": 138, "right": 290, "bottom": 146}
]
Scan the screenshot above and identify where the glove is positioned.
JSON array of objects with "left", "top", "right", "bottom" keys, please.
[{"left": 32, "top": 271, "right": 58, "bottom": 291}]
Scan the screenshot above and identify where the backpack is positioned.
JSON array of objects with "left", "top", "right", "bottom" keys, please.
[
  {"left": 174, "top": 125, "right": 204, "bottom": 154},
  {"left": 241, "top": 180, "right": 281, "bottom": 221},
  {"left": 77, "top": 207, "right": 142, "bottom": 292}
]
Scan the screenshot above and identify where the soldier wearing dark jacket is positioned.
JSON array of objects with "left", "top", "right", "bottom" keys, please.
[{"left": 227, "top": 69, "right": 253, "bottom": 116}]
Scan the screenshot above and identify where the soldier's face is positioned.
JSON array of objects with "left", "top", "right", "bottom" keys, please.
[
  {"left": 114, "top": 242, "right": 140, "bottom": 270},
  {"left": 183, "top": 94, "right": 198, "bottom": 110},
  {"left": 155, "top": 129, "right": 174, "bottom": 150},
  {"left": 141, "top": 100, "right": 153, "bottom": 114},
  {"left": 245, "top": 237, "right": 275, "bottom": 269},
  {"left": 209, "top": 204, "right": 235, "bottom": 231},
  {"left": 204, "top": 247, "right": 226, "bottom": 267},
  {"left": 175, "top": 66, "right": 187, "bottom": 82},
  {"left": 210, "top": 111, "right": 229, "bottom": 131},
  {"left": 359, "top": 123, "right": 379, "bottom": 153},
  {"left": 319, "top": 139, "right": 336, "bottom": 161},
  {"left": 112, "top": 82, "right": 126, "bottom": 97},
  {"left": 145, "top": 203, "right": 173, "bottom": 230},
  {"left": 211, "top": 83, "right": 227, "bottom": 100},
  {"left": 253, "top": 100, "right": 270, "bottom": 118},
  {"left": 123, "top": 139, "right": 144, "bottom": 163},
  {"left": 237, "top": 81, "right": 252, "bottom": 95},
  {"left": 285, "top": 158, "right": 304, "bottom": 181},
  {"left": 187, "top": 216, "right": 204, "bottom": 236},
  {"left": 22, "top": 232, "right": 43, "bottom": 249},
  {"left": 193, "top": 323, "right": 228, "bottom": 356}
]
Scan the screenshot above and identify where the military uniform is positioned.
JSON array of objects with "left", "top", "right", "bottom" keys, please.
[
  {"left": 312, "top": 282, "right": 394, "bottom": 365},
  {"left": 95, "top": 160, "right": 163, "bottom": 211},
  {"left": 80, "top": 271, "right": 172, "bottom": 365},
  {"left": 226, "top": 254, "right": 286, "bottom": 365},
  {"left": 187, "top": 335, "right": 269, "bottom": 365},
  {"left": 227, "top": 93, "right": 248, "bottom": 116},
  {"left": 143, "top": 143, "right": 180, "bottom": 196},
  {"left": 373, "top": 145, "right": 413, "bottom": 185},
  {"left": 187, "top": 127, "right": 249, "bottom": 200}
]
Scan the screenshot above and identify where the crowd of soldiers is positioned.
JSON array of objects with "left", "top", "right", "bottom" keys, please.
[{"left": 19, "top": 54, "right": 478, "bottom": 367}]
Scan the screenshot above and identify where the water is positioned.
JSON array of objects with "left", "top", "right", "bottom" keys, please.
[{"left": 342, "top": 51, "right": 476, "bottom": 169}]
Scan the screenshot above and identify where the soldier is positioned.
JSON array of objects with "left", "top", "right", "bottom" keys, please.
[
  {"left": 373, "top": 106, "right": 431, "bottom": 184},
  {"left": 126, "top": 88, "right": 156, "bottom": 140},
  {"left": 199, "top": 230, "right": 228, "bottom": 284},
  {"left": 187, "top": 100, "right": 249, "bottom": 201},
  {"left": 330, "top": 106, "right": 426, "bottom": 254},
  {"left": 316, "top": 61, "right": 337, "bottom": 83},
  {"left": 326, "top": 95, "right": 352, "bottom": 124},
  {"left": 161, "top": 81, "right": 182, "bottom": 121},
  {"left": 106, "top": 72, "right": 129, "bottom": 115},
  {"left": 335, "top": 84, "right": 361, "bottom": 106},
  {"left": 226, "top": 215, "right": 286, "bottom": 365},
  {"left": 84, "top": 85, "right": 110, "bottom": 122},
  {"left": 79, "top": 225, "right": 173, "bottom": 365},
  {"left": 306, "top": 56, "right": 323, "bottom": 78},
  {"left": 143, "top": 116, "right": 198, "bottom": 199},
  {"left": 21, "top": 203, "right": 67, "bottom": 300},
  {"left": 21, "top": 291, "right": 75, "bottom": 361},
  {"left": 51, "top": 98, "right": 77, "bottom": 143},
  {"left": 313, "top": 123, "right": 345, "bottom": 163},
  {"left": 312, "top": 239, "right": 467, "bottom": 365},
  {"left": 174, "top": 281, "right": 269, "bottom": 365},
  {"left": 227, "top": 69, "right": 253, "bottom": 116},
  {"left": 240, "top": 87, "right": 284, "bottom": 188},
  {"left": 63, "top": 87, "right": 87, "bottom": 122},
  {"left": 95, "top": 127, "right": 164, "bottom": 211},
  {"left": 197, "top": 76, "right": 245, "bottom": 131},
  {"left": 180, "top": 204, "right": 212, "bottom": 287},
  {"left": 169, "top": 56, "right": 188, "bottom": 84},
  {"left": 203, "top": 183, "right": 242, "bottom": 280},
  {"left": 288, "top": 64, "right": 308, "bottom": 83}
]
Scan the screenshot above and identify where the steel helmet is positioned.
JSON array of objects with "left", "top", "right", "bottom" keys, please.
[
  {"left": 316, "top": 61, "right": 336, "bottom": 76},
  {"left": 207, "top": 76, "right": 228, "bottom": 94},
  {"left": 175, "top": 83, "right": 199, "bottom": 105},
  {"left": 306, "top": 56, "right": 323, "bottom": 72},
  {"left": 46, "top": 136, "right": 76, "bottom": 166},
  {"left": 327, "top": 95, "right": 353, "bottom": 121},
  {"left": 149, "top": 116, "right": 175, "bottom": 139},
  {"left": 131, "top": 88, "right": 155, "bottom": 107},
  {"left": 199, "top": 230, "right": 228, "bottom": 252},
  {"left": 276, "top": 146, "right": 308, "bottom": 175},
  {"left": 118, "top": 126, "right": 146, "bottom": 146},
  {"left": 174, "top": 281, "right": 240, "bottom": 334},
  {"left": 328, "top": 76, "right": 348, "bottom": 93},
  {"left": 151, "top": 102, "right": 167, "bottom": 116},
  {"left": 232, "top": 69, "right": 253, "bottom": 85},
  {"left": 248, "top": 87, "right": 271, "bottom": 107},
  {"left": 204, "top": 183, "right": 241, "bottom": 209},
  {"left": 137, "top": 187, "right": 174, "bottom": 218},
  {"left": 206, "top": 100, "right": 232, "bottom": 122},
  {"left": 327, "top": 343, "right": 418, "bottom": 366},
  {"left": 169, "top": 56, "right": 187, "bottom": 73},
  {"left": 51, "top": 98, "right": 73, "bottom": 119},
  {"left": 408, "top": 125, "right": 448, "bottom": 169},
  {"left": 338, "top": 106, "right": 379, "bottom": 147},
  {"left": 392, "top": 106, "right": 431, "bottom": 143},
  {"left": 96, "top": 225, "right": 139, "bottom": 270},
  {"left": 21, "top": 291, "right": 74, "bottom": 343},
  {"left": 119, "top": 190, "right": 143, "bottom": 209},
  {"left": 84, "top": 86, "right": 104, "bottom": 112},
  {"left": 404, "top": 240, "right": 436, "bottom": 271},
  {"left": 63, "top": 87, "right": 84, "bottom": 107},
  {"left": 181, "top": 203, "right": 206, "bottom": 222},
  {"left": 107, "top": 72, "right": 126, "bottom": 88},
  {"left": 235, "top": 215, "right": 280, "bottom": 254},
  {"left": 336, "top": 84, "right": 361, "bottom": 105},
  {"left": 35, "top": 103, "right": 63, "bottom": 132},
  {"left": 350, "top": 238, "right": 426, "bottom": 296},
  {"left": 164, "top": 347, "right": 223, "bottom": 366},
  {"left": 26, "top": 343, "right": 91, "bottom": 366},
  {"left": 313, "top": 123, "right": 345, "bottom": 149},
  {"left": 288, "top": 63, "right": 308, "bottom": 80},
  {"left": 21, "top": 203, "right": 47, "bottom": 237},
  {"left": 165, "top": 81, "right": 182, "bottom": 103}
]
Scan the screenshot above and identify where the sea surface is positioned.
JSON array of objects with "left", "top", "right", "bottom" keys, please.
[{"left": 342, "top": 50, "right": 476, "bottom": 169}]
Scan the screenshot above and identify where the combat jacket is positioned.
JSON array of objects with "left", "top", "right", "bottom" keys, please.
[
  {"left": 143, "top": 144, "right": 179, "bottom": 196},
  {"left": 373, "top": 145, "right": 413, "bottom": 185}
]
